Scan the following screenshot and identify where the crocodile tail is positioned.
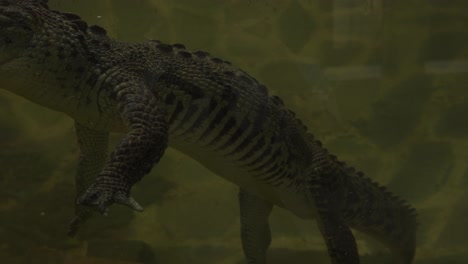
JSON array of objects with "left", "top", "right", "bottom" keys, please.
[{"left": 339, "top": 165, "right": 418, "bottom": 263}]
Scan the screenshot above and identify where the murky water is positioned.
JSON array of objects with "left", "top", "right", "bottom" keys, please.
[{"left": 1, "top": 0, "right": 467, "bottom": 263}]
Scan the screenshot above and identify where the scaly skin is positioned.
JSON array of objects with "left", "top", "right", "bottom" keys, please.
[{"left": 0, "top": 1, "right": 418, "bottom": 263}]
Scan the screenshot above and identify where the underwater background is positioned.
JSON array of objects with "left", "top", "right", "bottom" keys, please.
[{"left": 1, "top": 0, "right": 467, "bottom": 263}]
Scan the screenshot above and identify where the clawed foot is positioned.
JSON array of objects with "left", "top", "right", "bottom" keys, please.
[{"left": 77, "top": 184, "right": 143, "bottom": 215}]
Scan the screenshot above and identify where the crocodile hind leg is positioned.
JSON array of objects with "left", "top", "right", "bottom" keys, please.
[
  {"left": 239, "top": 188, "right": 273, "bottom": 264},
  {"left": 67, "top": 121, "right": 109, "bottom": 237},
  {"left": 315, "top": 210, "right": 359, "bottom": 264},
  {"left": 308, "top": 174, "right": 359, "bottom": 264}
]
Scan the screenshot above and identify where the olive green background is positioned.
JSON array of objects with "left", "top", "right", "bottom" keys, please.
[{"left": 0, "top": 0, "right": 467, "bottom": 263}]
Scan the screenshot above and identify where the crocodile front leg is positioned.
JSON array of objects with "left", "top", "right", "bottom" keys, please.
[
  {"left": 68, "top": 122, "right": 109, "bottom": 236},
  {"left": 239, "top": 188, "right": 273, "bottom": 264},
  {"left": 78, "top": 81, "right": 169, "bottom": 214}
]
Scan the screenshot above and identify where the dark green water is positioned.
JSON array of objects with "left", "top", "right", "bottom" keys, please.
[{"left": 0, "top": 0, "right": 467, "bottom": 263}]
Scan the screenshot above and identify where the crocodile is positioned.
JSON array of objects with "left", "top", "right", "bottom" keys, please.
[{"left": 0, "top": 1, "right": 417, "bottom": 263}]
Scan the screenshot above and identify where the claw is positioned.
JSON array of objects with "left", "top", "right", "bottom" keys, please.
[
  {"left": 67, "top": 206, "right": 94, "bottom": 237},
  {"left": 67, "top": 216, "right": 81, "bottom": 237},
  {"left": 97, "top": 203, "right": 108, "bottom": 215},
  {"left": 115, "top": 192, "right": 144, "bottom": 212},
  {"left": 77, "top": 185, "right": 143, "bottom": 214}
]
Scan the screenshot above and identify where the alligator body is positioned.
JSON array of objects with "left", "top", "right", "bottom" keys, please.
[{"left": 0, "top": 1, "right": 417, "bottom": 263}]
